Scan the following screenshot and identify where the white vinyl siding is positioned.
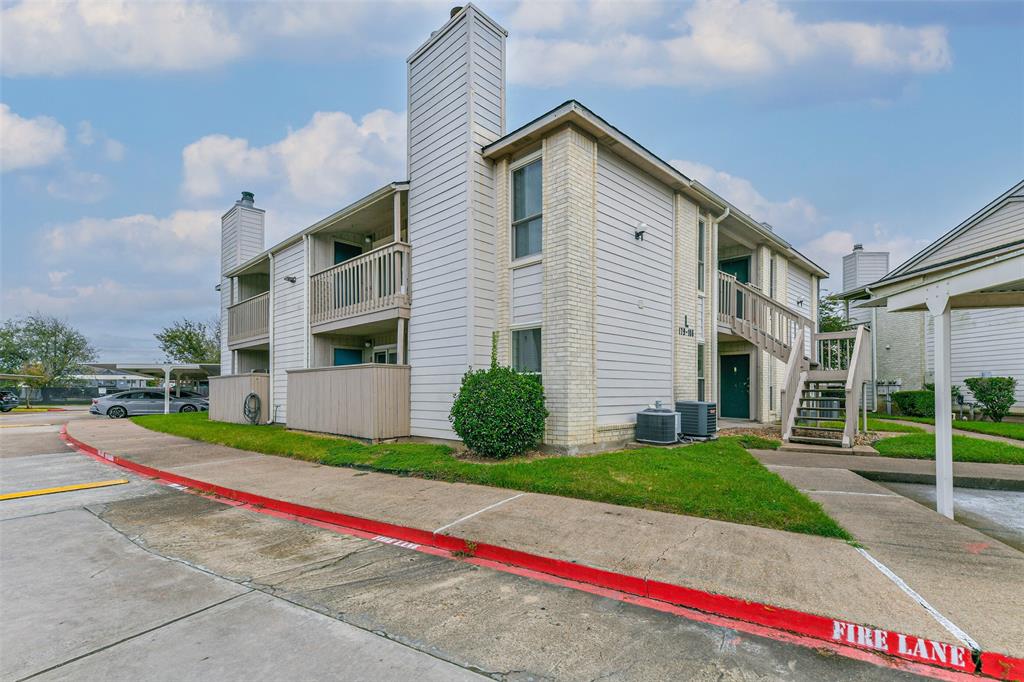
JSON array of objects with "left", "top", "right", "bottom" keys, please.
[
  {"left": 915, "top": 199, "right": 1024, "bottom": 271},
  {"left": 925, "top": 308, "right": 1024, "bottom": 408},
  {"left": 272, "top": 242, "right": 305, "bottom": 423},
  {"left": 511, "top": 262, "right": 543, "bottom": 325},
  {"left": 407, "top": 7, "right": 505, "bottom": 439},
  {"left": 787, "top": 263, "right": 813, "bottom": 354},
  {"left": 594, "top": 147, "right": 674, "bottom": 425}
]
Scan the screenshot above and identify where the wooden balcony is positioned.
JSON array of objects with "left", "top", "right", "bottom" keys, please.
[
  {"left": 309, "top": 242, "right": 410, "bottom": 333},
  {"left": 286, "top": 364, "right": 410, "bottom": 441},
  {"left": 228, "top": 291, "right": 269, "bottom": 348}
]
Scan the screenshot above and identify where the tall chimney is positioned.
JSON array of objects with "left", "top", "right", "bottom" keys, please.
[{"left": 405, "top": 5, "right": 508, "bottom": 439}]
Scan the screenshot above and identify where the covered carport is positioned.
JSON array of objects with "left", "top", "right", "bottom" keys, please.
[
  {"left": 863, "top": 180, "right": 1024, "bottom": 517},
  {"left": 115, "top": 364, "right": 219, "bottom": 415}
]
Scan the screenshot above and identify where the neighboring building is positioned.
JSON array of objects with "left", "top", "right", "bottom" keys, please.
[
  {"left": 72, "top": 365, "right": 151, "bottom": 392},
  {"left": 216, "top": 4, "right": 832, "bottom": 451},
  {"left": 840, "top": 179, "right": 1024, "bottom": 413}
]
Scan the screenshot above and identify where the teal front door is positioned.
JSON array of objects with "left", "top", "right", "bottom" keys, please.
[
  {"left": 720, "top": 354, "right": 750, "bottom": 419},
  {"left": 333, "top": 348, "right": 363, "bottom": 366},
  {"left": 719, "top": 256, "right": 750, "bottom": 318}
]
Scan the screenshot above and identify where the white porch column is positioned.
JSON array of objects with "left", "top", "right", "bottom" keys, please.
[
  {"left": 163, "top": 366, "right": 172, "bottom": 414},
  {"left": 397, "top": 317, "right": 406, "bottom": 365},
  {"left": 928, "top": 295, "right": 954, "bottom": 518},
  {"left": 393, "top": 191, "right": 402, "bottom": 243}
]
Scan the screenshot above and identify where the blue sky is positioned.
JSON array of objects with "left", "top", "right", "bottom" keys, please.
[{"left": 2, "top": 0, "right": 1022, "bottom": 361}]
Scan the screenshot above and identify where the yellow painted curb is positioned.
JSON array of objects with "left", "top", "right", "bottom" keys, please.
[
  {"left": 0, "top": 423, "right": 54, "bottom": 428},
  {"left": 0, "top": 479, "right": 129, "bottom": 501}
]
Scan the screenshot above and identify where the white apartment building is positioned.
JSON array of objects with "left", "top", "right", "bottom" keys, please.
[{"left": 216, "top": 4, "right": 854, "bottom": 451}]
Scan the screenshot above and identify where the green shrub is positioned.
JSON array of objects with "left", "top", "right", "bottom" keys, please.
[
  {"left": 892, "top": 390, "right": 935, "bottom": 417},
  {"left": 449, "top": 337, "right": 547, "bottom": 459},
  {"left": 964, "top": 377, "right": 1017, "bottom": 423}
]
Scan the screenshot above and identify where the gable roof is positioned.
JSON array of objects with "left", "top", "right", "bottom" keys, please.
[
  {"left": 482, "top": 99, "right": 828, "bottom": 277},
  {"left": 876, "top": 178, "right": 1024, "bottom": 286}
]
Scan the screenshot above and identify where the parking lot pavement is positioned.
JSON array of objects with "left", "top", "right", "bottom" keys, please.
[{"left": 1, "top": 412, "right": 939, "bottom": 681}]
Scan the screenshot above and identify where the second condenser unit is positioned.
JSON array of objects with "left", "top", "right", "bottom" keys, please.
[{"left": 676, "top": 401, "right": 717, "bottom": 438}]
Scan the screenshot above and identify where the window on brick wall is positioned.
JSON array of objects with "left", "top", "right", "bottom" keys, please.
[
  {"left": 769, "top": 253, "right": 777, "bottom": 298},
  {"left": 512, "top": 159, "right": 542, "bottom": 260},
  {"left": 513, "top": 327, "right": 542, "bottom": 374},
  {"left": 697, "top": 218, "right": 706, "bottom": 292},
  {"left": 697, "top": 343, "right": 706, "bottom": 402}
]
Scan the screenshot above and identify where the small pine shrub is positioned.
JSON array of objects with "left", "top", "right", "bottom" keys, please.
[
  {"left": 964, "top": 377, "right": 1017, "bottom": 423},
  {"left": 892, "top": 390, "right": 935, "bottom": 417},
  {"left": 449, "top": 333, "right": 548, "bottom": 459}
]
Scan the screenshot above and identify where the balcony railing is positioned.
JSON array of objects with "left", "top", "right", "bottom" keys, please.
[
  {"left": 310, "top": 242, "right": 410, "bottom": 328},
  {"left": 717, "top": 270, "right": 813, "bottom": 360},
  {"left": 228, "top": 291, "right": 269, "bottom": 345}
]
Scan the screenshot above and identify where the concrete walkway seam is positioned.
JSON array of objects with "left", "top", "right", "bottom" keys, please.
[
  {"left": 59, "top": 426, "right": 1024, "bottom": 681},
  {"left": 433, "top": 493, "right": 526, "bottom": 533},
  {"left": 855, "top": 547, "right": 979, "bottom": 650}
]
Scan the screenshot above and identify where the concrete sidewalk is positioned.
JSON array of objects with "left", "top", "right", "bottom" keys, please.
[
  {"left": 882, "top": 418, "right": 1024, "bottom": 447},
  {"left": 753, "top": 448, "right": 1024, "bottom": 491},
  {"left": 67, "top": 418, "right": 1024, "bottom": 661}
]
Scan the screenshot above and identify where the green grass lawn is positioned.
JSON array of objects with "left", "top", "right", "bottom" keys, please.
[
  {"left": 820, "top": 418, "right": 924, "bottom": 434},
  {"left": 869, "top": 412, "right": 1024, "bottom": 441},
  {"left": 873, "top": 433, "right": 1024, "bottom": 465},
  {"left": 132, "top": 412, "right": 846, "bottom": 539}
]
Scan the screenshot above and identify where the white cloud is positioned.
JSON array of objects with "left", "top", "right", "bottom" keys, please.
[
  {"left": 44, "top": 209, "right": 222, "bottom": 275},
  {"left": 104, "top": 138, "right": 126, "bottom": 162},
  {"left": 0, "top": 104, "right": 67, "bottom": 171},
  {"left": 46, "top": 170, "right": 111, "bottom": 203},
  {"left": 802, "top": 226, "right": 930, "bottom": 290},
  {"left": 47, "top": 271, "right": 70, "bottom": 287},
  {"left": 0, "top": 0, "right": 442, "bottom": 77},
  {"left": 508, "top": 0, "right": 951, "bottom": 89},
  {"left": 672, "top": 159, "right": 820, "bottom": 239},
  {"left": 182, "top": 109, "right": 406, "bottom": 204},
  {"left": 77, "top": 120, "right": 126, "bottom": 161},
  {"left": 1, "top": 0, "right": 243, "bottom": 76}
]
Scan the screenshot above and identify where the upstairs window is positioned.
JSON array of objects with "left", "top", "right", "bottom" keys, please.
[
  {"left": 769, "top": 253, "right": 777, "bottom": 298},
  {"left": 697, "top": 218, "right": 706, "bottom": 292},
  {"left": 512, "top": 159, "right": 542, "bottom": 260}
]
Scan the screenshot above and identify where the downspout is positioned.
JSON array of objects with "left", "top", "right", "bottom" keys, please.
[
  {"left": 710, "top": 206, "right": 730, "bottom": 407},
  {"left": 267, "top": 252, "right": 275, "bottom": 424}
]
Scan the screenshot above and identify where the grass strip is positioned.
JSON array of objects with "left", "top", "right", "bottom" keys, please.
[
  {"left": 132, "top": 412, "right": 848, "bottom": 539},
  {"left": 873, "top": 433, "right": 1024, "bottom": 465},
  {"left": 869, "top": 412, "right": 1024, "bottom": 441}
]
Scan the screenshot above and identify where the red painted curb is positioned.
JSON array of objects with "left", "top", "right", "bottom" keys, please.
[{"left": 61, "top": 426, "right": 1024, "bottom": 680}]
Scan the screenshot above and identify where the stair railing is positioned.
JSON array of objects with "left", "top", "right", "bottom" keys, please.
[
  {"left": 842, "top": 325, "right": 872, "bottom": 447},
  {"left": 780, "top": 322, "right": 807, "bottom": 443},
  {"left": 716, "top": 270, "right": 814, "bottom": 361}
]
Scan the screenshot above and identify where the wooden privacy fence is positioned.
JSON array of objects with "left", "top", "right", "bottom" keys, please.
[
  {"left": 209, "top": 373, "right": 269, "bottom": 424},
  {"left": 286, "top": 364, "right": 410, "bottom": 441},
  {"left": 310, "top": 242, "right": 410, "bottom": 327},
  {"left": 228, "top": 292, "right": 269, "bottom": 344}
]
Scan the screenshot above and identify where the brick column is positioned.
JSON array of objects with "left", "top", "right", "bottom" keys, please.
[{"left": 542, "top": 126, "right": 597, "bottom": 451}]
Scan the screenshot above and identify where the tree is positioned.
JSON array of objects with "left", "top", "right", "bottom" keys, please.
[
  {"left": 0, "top": 320, "right": 28, "bottom": 375},
  {"left": 155, "top": 318, "right": 220, "bottom": 364},
  {"left": 817, "top": 291, "right": 847, "bottom": 333},
  {"left": 11, "top": 314, "right": 96, "bottom": 387}
]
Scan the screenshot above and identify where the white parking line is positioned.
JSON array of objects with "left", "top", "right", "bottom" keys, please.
[
  {"left": 855, "top": 547, "right": 979, "bottom": 650},
  {"left": 433, "top": 493, "right": 525, "bottom": 534}
]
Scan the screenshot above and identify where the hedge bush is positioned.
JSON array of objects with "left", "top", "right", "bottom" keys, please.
[
  {"left": 964, "top": 377, "right": 1017, "bottom": 423},
  {"left": 892, "top": 390, "right": 935, "bottom": 417},
  {"left": 449, "top": 339, "right": 548, "bottom": 459}
]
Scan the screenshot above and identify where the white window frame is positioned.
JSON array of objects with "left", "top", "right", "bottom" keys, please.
[
  {"left": 510, "top": 323, "right": 542, "bottom": 375},
  {"left": 697, "top": 217, "right": 706, "bottom": 293},
  {"left": 509, "top": 151, "right": 543, "bottom": 266}
]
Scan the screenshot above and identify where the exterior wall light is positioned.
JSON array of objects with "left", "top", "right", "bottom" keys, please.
[{"left": 284, "top": 276, "right": 297, "bottom": 284}]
